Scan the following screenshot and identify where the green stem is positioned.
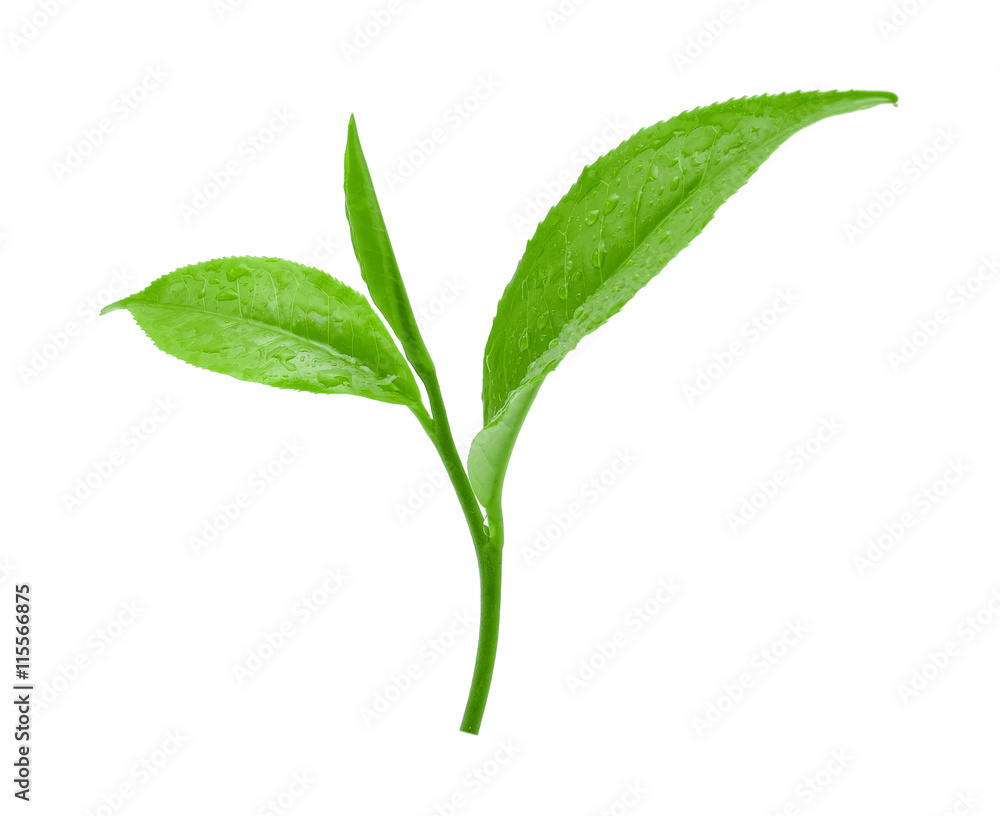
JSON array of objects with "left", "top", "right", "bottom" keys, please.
[
  {"left": 410, "top": 369, "right": 504, "bottom": 734},
  {"left": 413, "top": 379, "right": 485, "bottom": 551},
  {"left": 460, "top": 529, "right": 502, "bottom": 735}
]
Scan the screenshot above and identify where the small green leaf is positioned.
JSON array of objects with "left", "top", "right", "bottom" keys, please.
[
  {"left": 469, "top": 90, "right": 898, "bottom": 513},
  {"left": 101, "top": 256, "right": 422, "bottom": 407},
  {"left": 345, "top": 114, "right": 436, "bottom": 381}
]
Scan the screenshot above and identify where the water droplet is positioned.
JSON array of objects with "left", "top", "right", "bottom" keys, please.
[
  {"left": 536, "top": 313, "right": 549, "bottom": 329},
  {"left": 670, "top": 176, "right": 681, "bottom": 192},
  {"left": 585, "top": 209, "right": 600, "bottom": 225},
  {"left": 548, "top": 338, "right": 560, "bottom": 350},
  {"left": 604, "top": 194, "right": 620, "bottom": 214},
  {"left": 591, "top": 243, "right": 607, "bottom": 268},
  {"left": 318, "top": 371, "right": 349, "bottom": 388},
  {"left": 648, "top": 164, "right": 660, "bottom": 179},
  {"left": 217, "top": 291, "right": 238, "bottom": 301},
  {"left": 226, "top": 262, "right": 254, "bottom": 281},
  {"left": 518, "top": 332, "right": 529, "bottom": 351},
  {"left": 557, "top": 284, "right": 568, "bottom": 300}
]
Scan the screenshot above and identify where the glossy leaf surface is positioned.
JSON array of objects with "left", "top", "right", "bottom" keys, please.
[
  {"left": 344, "top": 115, "right": 435, "bottom": 381},
  {"left": 102, "top": 256, "right": 422, "bottom": 407},
  {"left": 469, "top": 90, "right": 898, "bottom": 513}
]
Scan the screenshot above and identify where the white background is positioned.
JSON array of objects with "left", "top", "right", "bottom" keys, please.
[{"left": 4, "top": 0, "right": 1000, "bottom": 813}]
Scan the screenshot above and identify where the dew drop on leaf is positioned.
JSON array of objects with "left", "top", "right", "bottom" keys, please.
[
  {"left": 585, "top": 209, "right": 600, "bottom": 225},
  {"left": 518, "top": 332, "right": 529, "bottom": 351},
  {"left": 318, "top": 371, "right": 350, "bottom": 388},
  {"left": 591, "top": 242, "right": 607, "bottom": 268},
  {"left": 604, "top": 194, "right": 620, "bottom": 214},
  {"left": 226, "top": 263, "right": 251, "bottom": 281}
]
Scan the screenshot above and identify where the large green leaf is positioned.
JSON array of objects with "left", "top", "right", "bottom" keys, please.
[
  {"left": 101, "top": 256, "right": 422, "bottom": 407},
  {"left": 468, "top": 90, "right": 898, "bottom": 514},
  {"left": 344, "top": 114, "right": 435, "bottom": 382}
]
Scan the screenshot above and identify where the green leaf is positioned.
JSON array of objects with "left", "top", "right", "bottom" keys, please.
[
  {"left": 101, "top": 256, "right": 423, "bottom": 407},
  {"left": 468, "top": 90, "right": 898, "bottom": 514},
  {"left": 345, "top": 114, "right": 436, "bottom": 381}
]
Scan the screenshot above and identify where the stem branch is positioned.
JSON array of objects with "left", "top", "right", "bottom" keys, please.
[{"left": 410, "top": 368, "right": 504, "bottom": 735}]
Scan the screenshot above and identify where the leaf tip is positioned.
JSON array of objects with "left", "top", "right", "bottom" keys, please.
[
  {"left": 100, "top": 299, "right": 128, "bottom": 316},
  {"left": 345, "top": 114, "right": 362, "bottom": 179},
  {"left": 839, "top": 89, "right": 899, "bottom": 111},
  {"left": 864, "top": 89, "right": 899, "bottom": 107}
]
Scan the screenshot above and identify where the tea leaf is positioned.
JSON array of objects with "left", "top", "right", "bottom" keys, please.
[
  {"left": 345, "top": 114, "right": 436, "bottom": 381},
  {"left": 102, "top": 256, "right": 422, "bottom": 407},
  {"left": 469, "top": 90, "right": 897, "bottom": 512}
]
